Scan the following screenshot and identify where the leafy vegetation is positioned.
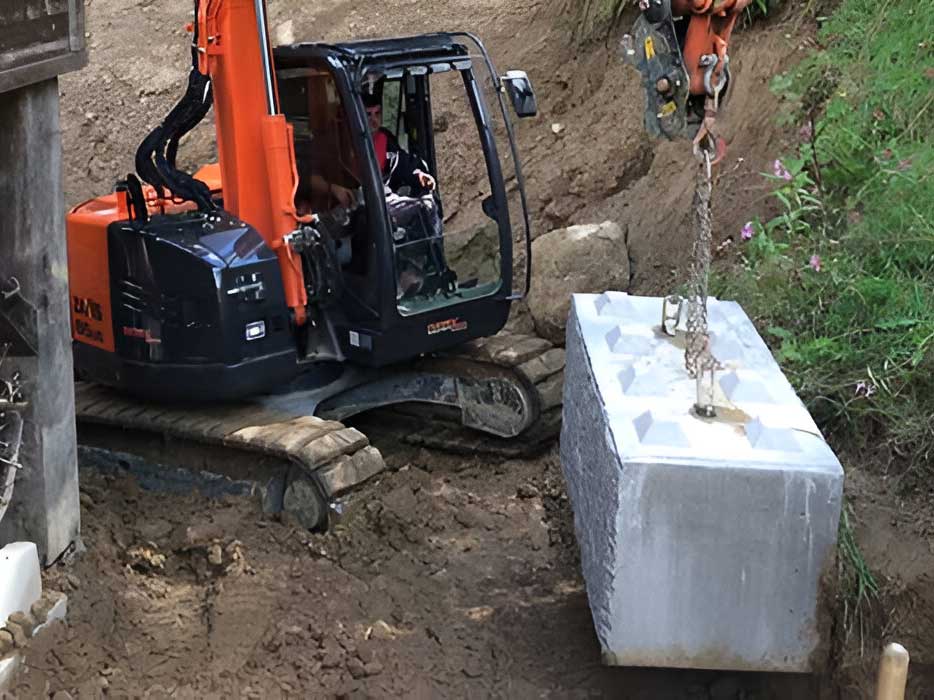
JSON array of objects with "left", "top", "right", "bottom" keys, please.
[{"left": 714, "top": 0, "right": 934, "bottom": 471}]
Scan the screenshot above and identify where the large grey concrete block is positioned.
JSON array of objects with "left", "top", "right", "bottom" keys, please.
[{"left": 560, "top": 292, "right": 843, "bottom": 673}]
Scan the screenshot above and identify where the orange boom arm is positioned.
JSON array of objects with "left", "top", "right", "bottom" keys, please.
[{"left": 196, "top": 0, "right": 310, "bottom": 325}]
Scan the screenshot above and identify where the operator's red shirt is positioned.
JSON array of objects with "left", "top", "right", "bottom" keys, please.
[{"left": 373, "top": 129, "right": 389, "bottom": 173}]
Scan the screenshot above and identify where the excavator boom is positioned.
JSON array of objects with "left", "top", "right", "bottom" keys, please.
[{"left": 196, "top": 0, "right": 309, "bottom": 324}]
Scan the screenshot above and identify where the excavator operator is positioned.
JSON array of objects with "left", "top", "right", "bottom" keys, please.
[
  {"left": 323, "top": 90, "right": 437, "bottom": 208},
  {"left": 363, "top": 92, "right": 437, "bottom": 195}
]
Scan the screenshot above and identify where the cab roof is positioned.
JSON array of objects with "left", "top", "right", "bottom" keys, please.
[{"left": 274, "top": 33, "right": 469, "bottom": 68}]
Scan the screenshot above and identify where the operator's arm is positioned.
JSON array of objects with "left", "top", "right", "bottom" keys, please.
[{"left": 308, "top": 174, "right": 355, "bottom": 208}]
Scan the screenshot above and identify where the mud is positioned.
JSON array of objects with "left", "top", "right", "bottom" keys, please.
[{"left": 12, "top": 432, "right": 820, "bottom": 698}]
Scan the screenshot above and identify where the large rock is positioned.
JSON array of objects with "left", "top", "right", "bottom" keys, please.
[{"left": 528, "top": 222, "right": 629, "bottom": 345}]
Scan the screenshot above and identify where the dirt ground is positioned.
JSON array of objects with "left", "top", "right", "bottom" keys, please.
[
  {"left": 34, "top": 0, "right": 934, "bottom": 697},
  {"left": 14, "top": 431, "right": 817, "bottom": 699}
]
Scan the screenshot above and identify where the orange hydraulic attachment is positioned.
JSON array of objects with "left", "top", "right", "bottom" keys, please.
[
  {"left": 195, "top": 0, "right": 310, "bottom": 326},
  {"left": 672, "top": 0, "right": 752, "bottom": 97}
]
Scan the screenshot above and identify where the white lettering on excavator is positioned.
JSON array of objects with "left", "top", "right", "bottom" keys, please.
[{"left": 427, "top": 318, "right": 468, "bottom": 336}]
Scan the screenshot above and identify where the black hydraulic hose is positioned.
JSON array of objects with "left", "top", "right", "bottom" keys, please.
[
  {"left": 167, "top": 77, "right": 213, "bottom": 169},
  {"left": 133, "top": 0, "right": 215, "bottom": 212},
  {"left": 125, "top": 174, "right": 149, "bottom": 223},
  {"left": 135, "top": 124, "right": 168, "bottom": 199},
  {"left": 151, "top": 65, "right": 215, "bottom": 210}
]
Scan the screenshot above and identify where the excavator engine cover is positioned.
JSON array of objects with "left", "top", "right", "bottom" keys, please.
[{"left": 70, "top": 208, "right": 300, "bottom": 401}]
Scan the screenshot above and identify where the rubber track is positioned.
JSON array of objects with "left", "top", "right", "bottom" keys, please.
[
  {"left": 398, "top": 332, "right": 566, "bottom": 456},
  {"left": 73, "top": 383, "right": 386, "bottom": 500}
]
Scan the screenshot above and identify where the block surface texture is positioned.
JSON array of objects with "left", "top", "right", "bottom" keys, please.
[{"left": 560, "top": 293, "right": 844, "bottom": 673}]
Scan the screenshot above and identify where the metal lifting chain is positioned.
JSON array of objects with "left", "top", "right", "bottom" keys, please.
[{"left": 684, "top": 139, "right": 722, "bottom": 416}]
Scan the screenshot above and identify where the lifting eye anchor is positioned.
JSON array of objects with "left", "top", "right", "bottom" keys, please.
[{"left": 1, "top": 277, "right": 21, "bottom": 302}]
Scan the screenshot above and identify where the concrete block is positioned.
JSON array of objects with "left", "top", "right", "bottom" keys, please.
[
  {"left": 0, "top": 543, "right": 41, "bottom": 625},
  {"left": 0, "top": 542, "right": 68, "bottom": 692},
  {"left": 560, "top": 292, "right": 844, "bottom": 673}
]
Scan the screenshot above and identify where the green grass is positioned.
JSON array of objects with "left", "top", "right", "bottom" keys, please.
[
  {"left": 837, "top": 503, "right": 880, "bottom": 643},
  {"left": 714, "top": 0, "right": 934, "bottom": 474}
]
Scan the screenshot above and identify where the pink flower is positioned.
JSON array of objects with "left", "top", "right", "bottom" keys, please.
[
  {"left": 855, "top": 381, "right": 877, "bottom": 398},
  {"left": 741, "top": 222, "right": 755, "bottom": 241},
  {"left": 809, "top": 254, "right": 822, "bottom": 272},
  {"left": 773, "top": 159, "right": 793, "bottom": 181},
  {"left": 799, "top": 123, "right": 813, "bottom": 142}
]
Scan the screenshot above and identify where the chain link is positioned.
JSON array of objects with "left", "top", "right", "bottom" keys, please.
[{"left": 684, "top": 142, "right": 722, "bottom": 395}]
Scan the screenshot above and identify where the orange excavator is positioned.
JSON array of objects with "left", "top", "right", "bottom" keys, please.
[
  {"left": 623, "top": 0, "right": 752, "bottom": 160},
  {"left": 66, "top": 0, "right": 557, "bottom": 528}
]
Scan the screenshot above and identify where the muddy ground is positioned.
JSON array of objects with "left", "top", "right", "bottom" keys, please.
[
  {"left": 16, "top": 430, "right": 818, "bottom": 699},
  {"left": 27, "top": 0, "right": 934, "bottom": 696}
]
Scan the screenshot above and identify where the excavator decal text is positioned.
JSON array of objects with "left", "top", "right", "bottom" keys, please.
[
  {"left": 73, "top": 295, "right": 107, "bottom": 344},
  {"left": 427, "top": 318, "right": 468, "bottom": 336},
  {"left": 73, "top": 296, "right": 104, "bottom": 322}
]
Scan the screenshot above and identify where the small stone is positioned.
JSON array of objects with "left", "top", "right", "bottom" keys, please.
[
  {"left": 207, "top": 543, "right": 224, "bottom": 567},
  {"left": 0, "top": 629, "right": 14, "bottom": 655},
  {"left": 65, "top": 573, "right": 81, "bottom": 590},
  {"left": 31, "top": 597, "right": 52, "bottom": 622},
  {"left": 320, "top": 644, "right": 343, "bottom": 669},
  {"left": 52, "top": 691, "right": 73, "bottom": 700},
  {"left": 5, "top": 621, "right": 28, "bottom": 648},
  {"left": 517, "top": 483, "right": 540, "bottom": 499},
  {"left": 79, "top": 492, "right": 95, "bottom": 509},
  {"left": 346, "top": 657, "right": 367, "bottom": 679},
  {"left": 8, "top": 611, "right": 36, "bottom": 637},
  {"left": 363, "top": 661, "right": 383, "bottom": 677}
]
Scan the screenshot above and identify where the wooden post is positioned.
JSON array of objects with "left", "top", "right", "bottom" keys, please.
[
  {"left": 0, "top": 0, "right": 87, "bottom": 565},
  {"left": 875, "top": 643, "right": 910, "bottom": 700},
  {"left": 0, "top": 79, "right": 81, "bottom": 564}
]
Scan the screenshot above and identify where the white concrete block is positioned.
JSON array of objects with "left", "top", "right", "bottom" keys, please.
[
  {"left": 0, "top": 542, "right": 41, "bottom": 625},
  {"left": 560, "top": 293, "right": 844, "bottom": 672}
]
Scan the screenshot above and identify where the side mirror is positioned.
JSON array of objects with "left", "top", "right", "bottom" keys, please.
[{"left": 501, "top": 70, "right": 538, "bottom": 118}]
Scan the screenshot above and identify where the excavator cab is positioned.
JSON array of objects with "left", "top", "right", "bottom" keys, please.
[{"left": 273, "top": 34, "right": 536, "bottom": 368}]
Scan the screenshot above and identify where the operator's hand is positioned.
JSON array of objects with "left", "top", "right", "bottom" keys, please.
[
  {"left": 329, "top": 184, "right": 355, "bottom": 208},
  {"left": 415, "top": 170, "right": 436, "bottom": 191}
]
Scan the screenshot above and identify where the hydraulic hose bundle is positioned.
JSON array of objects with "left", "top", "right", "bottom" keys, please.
[{"left": 134, "top": 0, "right": 215, "bottom": 212}]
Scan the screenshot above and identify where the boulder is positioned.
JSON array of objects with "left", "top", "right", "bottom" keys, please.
[{"left": 528, "top": 221, "right": 629, "bottom": 344}]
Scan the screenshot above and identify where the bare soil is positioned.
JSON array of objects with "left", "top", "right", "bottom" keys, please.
[
  {"left": 15, "top": 435, "right": 816, "bottom": 699},
  {"left": 38, "top": 0, "right": 934, "bottom": 697}
]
